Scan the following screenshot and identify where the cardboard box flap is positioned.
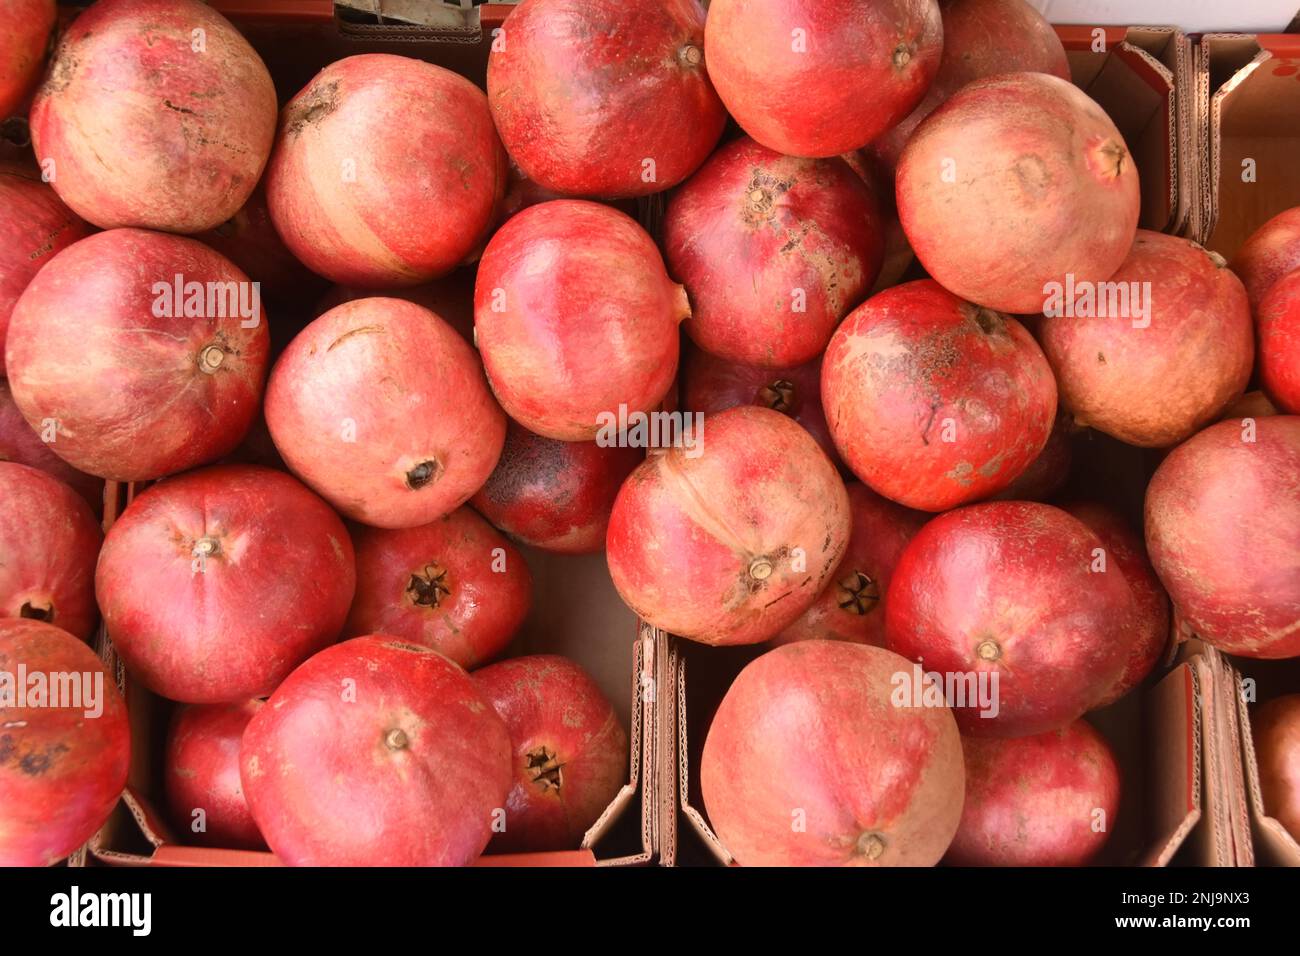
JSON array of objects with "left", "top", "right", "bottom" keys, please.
[
  {"left": 1234, "top": 662, "right": 1300, "bottom": 866},
  {"left": 1141, "top": 662, "right": 1203, "bottom": 865},
  {"left": 674, "top": 653, "right": 732, "bottom": 867}
]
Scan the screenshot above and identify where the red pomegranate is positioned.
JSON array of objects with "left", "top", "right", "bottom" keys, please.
[
  {"left": 473, "top": 655, "right": 627, "bottom": 853},
  {"left": 0, "top": 379, "right": 101, "bottom": 509},
  {"left": 266, "top": 54, "right": 506, "bottom": 288},
  {"left": 470, "top": 421, "right": 642, "bottom": 554},
  {"left": 896, "top": 72, "right": 1140, "bottom": 314},
  {"left": 1258, "top": 268, "right": 1300, "bottom": 414},
  {"left": 702, "top": 641, "right": 964, "bottom": 866},
  {"left": 1145, "top": 416, "right": 1300, "bottom": 659},
  {"left": 1222, "top": 391, "right": 1281, "bottom": 422},
  {"left": 96, "top": 465, "right": 356, "bottom": 703},
  {"left": 774, "top": 483, "right": 926, "bottom": 647},
  {"left": 0, "top": 618, "right": 129, "bottom": 866},
  {"left": 1231, "top": 205, "right": 1300, "bottom": 311},
  {"left": 991, "top": 413, "right": 1073, "bottom": 502},
  {"left": 664, "top": 137, "right": 883, "bottom": 366},
  {"left": 5, "top": 229, "right": 269, "bottom": 481},
  {"left": 240, "top": 636, "right": 512, "bottom": 866},
  {"left": 945, "top": 719, "right": 1121, "bottom": 866},
  {"left": 704, "top": 0, "right": 942, "bottom": 158},
  {"left": 821, "top": 280, "right": 1058, "bottom": 511},
  {"left": 346, "top": 507, "right": 532, "bottom": 669},
  {"left": 1253, "top": 695, "right": 1300, "bottom": 842},
  {"left": 29, "top": 0, "right": 275, "bottom": 233},
  {"left": 0, "top": 462, "right": 100, "bottom": 639},
  {"left": 0, "top": 0, "right": 55, "bottom": 118},
  {"left": 164, "top": 700, "right": 266, "bottom": 850},
  {"left": 474, "top": 201, "right": 686, "bottom": 441},
  {"left": 886, "top": 502, "right": 1132, "bottom": 736},
  {"left": 487, "top": 0, "right": 724, "bottom": 197},
  {"left": 265, "top": 297, "right": 505, "bottom": 529},
  {"left": 1061, "top": 502, "right": 1168, "bottom": 706},
  {"left": 315, "top": 270, "right": 476, "bottom": 343},
  {"left": 606, "top": 406, "right": 850, "bottom": 646},
  {"left": 1041, "top": 231, "right": 1254, "bottom": 447}
]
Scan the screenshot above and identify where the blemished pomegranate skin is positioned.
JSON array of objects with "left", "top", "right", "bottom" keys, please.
[
  {"left": 701, "top": 641, "right": 965, "bottom": 866},
  {"left": 1257, "top": 268, "right": 1300, "bottom": 414},
  {"left": 164, "top": 700, "right": 266, "bottom": 850},
  {"left": 1253, "top": 695, "right": 1300, "bottom": 842},
  {"left": 1231, "top": 205, "right": 1300, "bottom": 312},
  {"left": 0, "top": 380, "right": 101, "bottom": 509},
  {"left": 0, "top": 0, "right": 55, "bottom": 119},
  {"left": 991, "top": 412, "right": 1072, "bottom": 502}
]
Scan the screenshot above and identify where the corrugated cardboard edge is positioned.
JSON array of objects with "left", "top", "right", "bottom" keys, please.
[
  {"left": 1141, "top": 662, "right": 1203, "bottom": 866},
  {"left": 1201, "top": 33, "right": 1267, "bottom": 246},
  {"left": 1234, "top": 666, "right": 1300, "bottom": 866},
  {"left": 673, "top": 644, "right": 733, "bottom": 866},
  {"left": 1114, "top": 27, "right": 1180, "bottom": 235}
]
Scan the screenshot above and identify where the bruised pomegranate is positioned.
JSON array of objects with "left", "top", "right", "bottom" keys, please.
[
  {"left": 607, "top": 406, "right": 850, "bottom": 645},
  {"left": 1253, "top": 695, "right": 1300, "bottom": 841},
  {"left": 702, "top": 641, "right": 964, "bottom": 866},
  {"left": 1145, "top": 416, "right": 1300, "bottom": 659},
  {"left": 470, "top": 421, "right": 642, "bottom": 554},
  {"left": 886, "top": 502, "right": 1132, "bottom": 736},
  {"left": 473, "top": 655, "right": 627, "bottom": 853},
  {"left": 705, "top": 0, "right": 942, "bottom": 158},
  {"left": 821, "top": 280, "right": 1058, "bottom": 511},
  {"left": 0, "top": 380, "right": 101, "bottom": 509},
  {"left": 5, "top": 229, "right": 269, "bottom": 481},
  {"left": 0, "top": 618, "right": 129, "bottom": 866},
  {"left": 474, "top": 201, "right": 686, "bottom": 441},
  {"left": 1258, "top": 268, "right": 1300, "bottom": 414},
  {"left": 896, "top": 72, "right": 1140, "bottom": 314},
  {"left": 0, "top": 0, "right": 55, "bottom": 118},
  {"left": 266, "top": 297, "right": 505, "bottom": 529},
  {"left": 164, "top": 700, "right": 265, "bottom": 850},
  {"left": 266, "top": 54, "right": 506, "bottom": 287},
  {"left": 96, "top": 465, "right": 356, "bottom": 703},
  {"left": 1231, "top": 206, "right": 1300, "bottom": 311},
  {"left": 30, "top": 0, "right": 276, "bottom": 232},
  {"left": 664, "top": 137, "right": 883, "bottom": 366},
  {"left": 0, "top": 462, "right": 100, "bottom": 639},
  {"left": 946, "top": 719, "right": 1120, "bottom": 866},
  {"left": 241, "top": 636, "right": 512, "bottom": 866}
]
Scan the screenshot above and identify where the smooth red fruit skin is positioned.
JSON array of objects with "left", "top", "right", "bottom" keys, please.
[
  {"left": 487, "top": 0, "right": 724, "bottom": 198},
  {"left": 1254, "top": 695, "right": 1300, "bottom": 841},
  {"left": 29, "top": 0, "right": 275, "bottom": 233},
  {"left": 96, "top": 465, "right": 356, "bottom": 703},
  {"left": 1041, "top": 231, "right": 1254, "bottom": 447},
  {"left": 474, "top": 200, "right": 686, "bottom": 441},
  {"left": 5, "top": 229, "right": 269, "bottom": 481},
  {"left": 0, "top": 0, "right": 55, "bottom": 118},
  {"left": 1145, "top": 416, "right": 1300, "bottom": 659},
  {"left": 0, "top": 462, "right": 100, "bottom": 639},
  {"left": 0, "top": 379, "right": 101, "bottom": 510},
  {"left": 774, "top": 483, "right": 927, "bottom": 647},
  {"left": 946, "top": 720, "right": 1120, "bottom": 866},
  {"left": 473, "top": 655, "right": 628, "bottom": 853},
  {"left": 266, "top": 54, "right": 506, "bottom": 288},
  {"left": 1257, "top": 268, "right": 1300, "bottom": 414},
  {"left": 821, "top": 279, "right": 1058, "bottom": 512},
  {"left": 606, "top": 406, "right": 850, "bottom": 646},
  {"left": 470, "top": 421, "right": 642, "bottom": 555},
  {"left": 886, "top": 502, "right": 1132, "bottom": 736},
  {"left": 0, "top": 618, "right": 129, "bottom": 867},
  {"left": 897, "top": 72, "right": 1140, "bottom": 314},
  {"left": 665, "top": 137, "right": 883, "bottom": 367},
  {"left": 266, "top": 297, "right": 506, "bottom": 529},
  {"left": 346, "top": 507, "right": 532, "bottom": 669},
  {"left": 1061, "top": 502, "right": 1168, "bottom": 707},
  {"left": 702, "top": 641, "right": 964, "bottom": 866},
  {"left": 240, "top": 636, "right": 512, "bottom": 866},
  {"left": 1231, "top": 206, "right": 1300, "bottom": 312},
  {"left": 705, "top": 0, "right": 943, "bottom": 158},
  {"left": 164, "top": 701, "right": 266, "bottom": 850}
]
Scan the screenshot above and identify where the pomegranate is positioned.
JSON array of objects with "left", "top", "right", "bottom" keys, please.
[
  {"left": 774, "top": 483, "right": 926, "bottom": 646},
  {"left": 0, "top": 380, "right": 101, "bottom": 509},
  {"left": 0, "top": 462, "right": 100, "bottom": 639},
  {"left": 474, "top": 200, "right": 686, "bottom": 441},
  {"left": 265, "top": 297, "right": 505, "bottom": 529},
  {"left": 5, "top": 229, "right": 269, "bottom": 481},
  {"left": 886, "top": 501, "right": 1132, "bottom": 736},
  {"left": 821, "top": 279, "right": 1058, "bottom": 511},
  {"left": 240, "top": 635, "right": 512, "bottom": 866},
  {"left": 606, "top": 406, "right": 850, "bottom": 646},
  {"left": 664, "top": 137, "right": 884, "bottom": 366},
  {"left": 704, "top": 0, "right": 943, "bottom": 158},
  {"left": 896, "top": 72, "right": 1140, "bottom": 314},
  {"left": 702, "top": 641, "right": 963, "bottom": 866},
  {"left": 991, "top": 412, "right": 1073, "bottom": 502},
  {"left": 96, "top": 465, "right": 356, "bottom": 703},
  {"left": 946, "top": 719, "right": 1120, "bottom": 866},
  {"left": 164, "top": 700, "right": 265, "bottom": 850},
  {"left": 1222, "top": 391, "right": 1280, "bottom": 421},
  {"left": 843, "top": 149, "right": 916, "bottom": 293},
  {"left": 30, "top": 0, "right": 275, "bottom": 233},
  {"left": 0, "top": 0, "right": 55, "bottom": 119},
  {"left": 1145, "top": 416, "right": 1300, "bottom": 659},
  {"left": 1253, "top": 694, "right": 1300, "bottom": 842},
  {"left": 1231, "top": 206, "right": 1300, "bottom": 311},
  {"left": 1257, "top": 268, "right": 1300, "bottom": 414},
  {"left": 0, "top": 618, "right": 129, "bottom": 866},
  {"left": 473, "top": 655, "right": 627, "bottom": 853},
  {"left": 266, "top": 54, "right": 506, "bottom": 287},
  {"left": 315, "top": 270, "right": 476, "bottom": 343},
  {"left": 470, "top": 421, "right": 642, "bottom": 554}
]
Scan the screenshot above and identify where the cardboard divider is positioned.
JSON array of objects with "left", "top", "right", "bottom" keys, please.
[{"left": 1227, "top": 656, "right": 1300, "bottom": 866}]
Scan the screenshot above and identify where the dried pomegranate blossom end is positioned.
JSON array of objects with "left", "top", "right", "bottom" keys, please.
[
  {"left": 856, "top": 831, "right": 886, "bottom": 860},
  {"left": 757, "top": 379, "right": 795, "bottom": 413},
  {"left": 18, "top": 601, "right": 54, "bottom": 622},
  {"left": 836, "top": 571, "right": 880, "bottom": 615},
  {"left": 405, "top": 459, "right": 442, "bottom": 490},
  {"left": 975, "top": 638, "right": 1002, "bottom": 662},
  {"left": 384, "top": 728, "right": 409, "bottom": 751},
  {"left": 406, "top": 564, "right": 450, "bottom": 608},
  {"left": 526, "top": 746, "right": 564, "bottom": 793}
]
